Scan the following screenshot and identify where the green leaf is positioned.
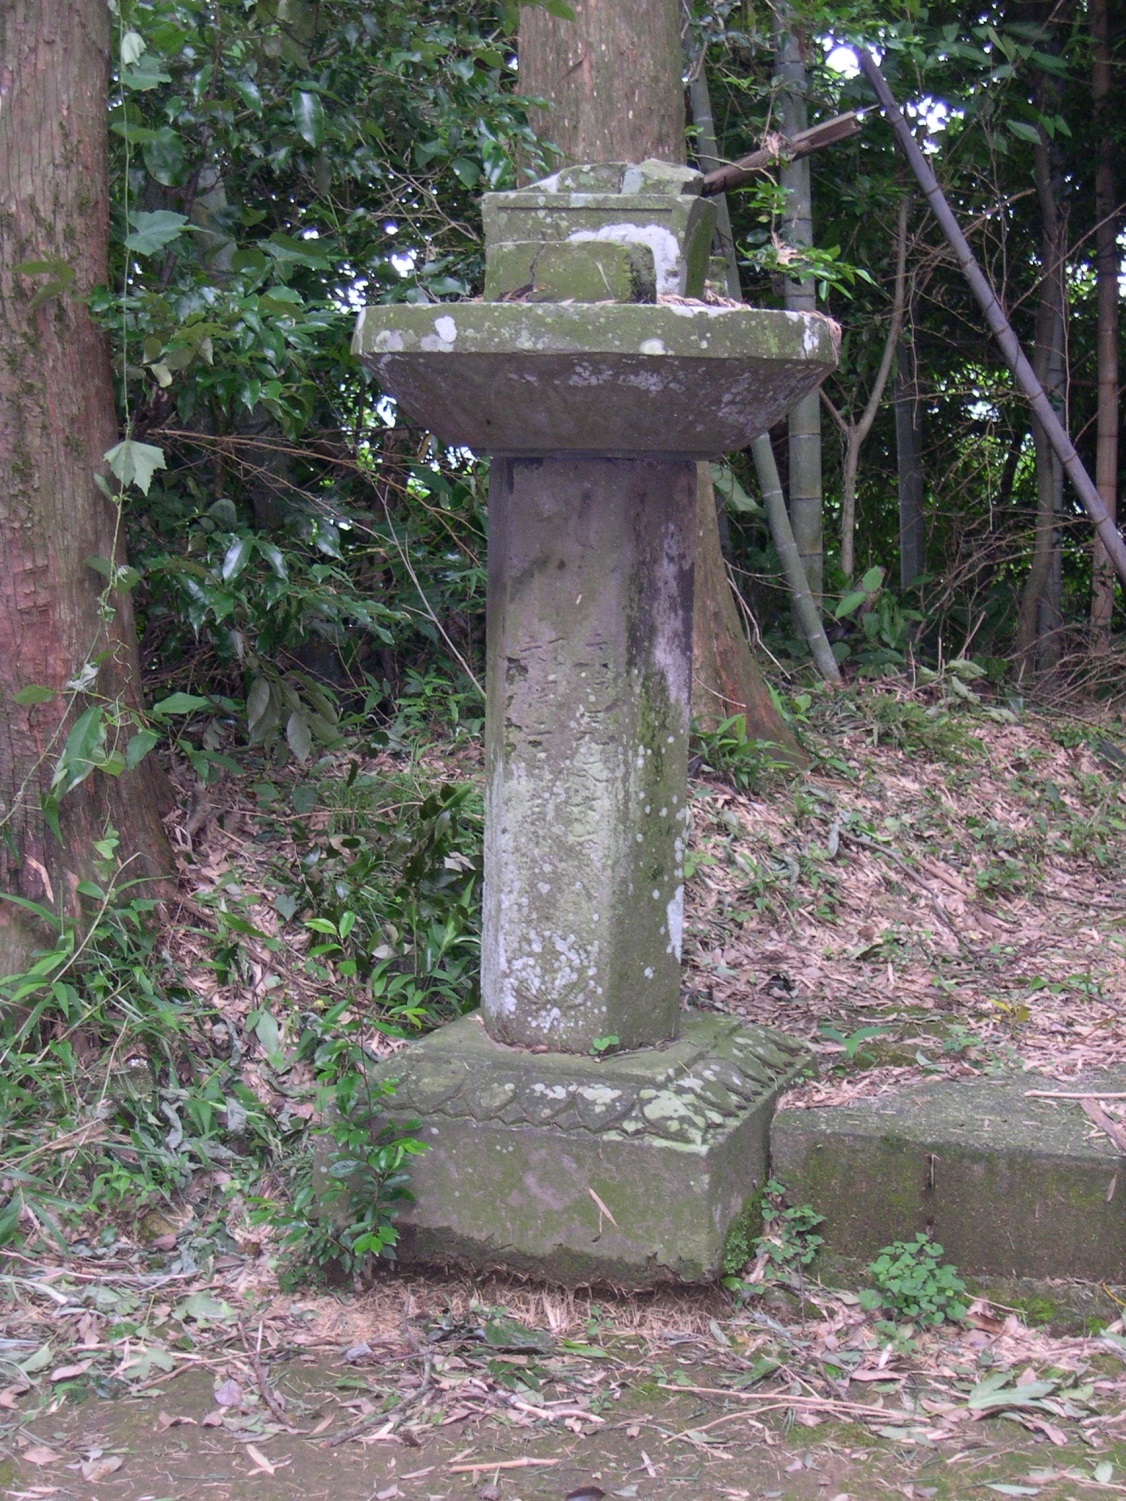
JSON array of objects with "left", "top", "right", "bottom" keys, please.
[
  {"left": 264, "top": 233, "right": 330, "bottom": 269},
  {"left": 120, "top": 53, "right": 172, "bottom": 91},
  {"left": 125, "top": 728, "right": 160, "bottom": 771},
  {"left": 151, "top": 692, "right": 210, "bottom": 717},
  {"left": 142, "top": 127, "right": 186, "bottom": 187},
  {"left": 835, "top": 589, "right": 867, "bottom": 619},
  {"left": 0, "top": 1197, "right": 22, "bottom": 1248},
  {"left": 483, "top": 1316, "right": 555, "bottom": 1353},
  {"left": 120, "top": 30, "right": 146, "bottom": 66},
  {"left": 451, "top": 156, "right": 481, "bottom": 188},
  {"left": 19, "top": 1343, "right": 53, "bottom": 1376},
  {"left": 859, "top": 565, "right": 885, "bottom": 593},
  {"left": 1006, "top": 119, "right": 1041, "bottom": 143},
  {"left": 292, "top": 89, "right": 325, "bottom": 147},
  {"left": 252, "top": 1008, "right": 282, "bottom": 1058},
  {"left": 14, "top": 257, "right": 74, "bottom": 309},
  {"left": 246, "top": 676, "right": 271, "bottom": 730},
  {"left": 286, "top": 711, "right": 312, "bottom": 762},
  {"left": 967, "top": 1375, "right": 1057, "bottom": 1411},
  {"left": 174, "top": 1290, "right": 236, "bottom": 1323},
  {"left": 711, "top": 462, "right": 760, "bottom": 515},
  {"left": 125, "top": 210, "right": 189, "bottom": 256},
  {"left": 231, "top": 77, "right": 263, "bottom": 115},
  {"left": 109, "top": 119, "right": 161, "bottom": 144},
  {"left": 12, "top": 685, "right": 55, "bottom": 707},
  {"left": 104, "top": 438, "right": 167, "bottom": 495},
  {"left": 52, "top": 706, "right": 106, "bottom": 795},
  {"left": 257, "top": 541, "right": 289, "bottom": 580},
  {"left": 221, "top": 536, "right": 253, "bottom": 582}
]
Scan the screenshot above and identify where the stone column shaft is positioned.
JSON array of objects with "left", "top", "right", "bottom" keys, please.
[{"left": 482, "top": 456, "right": 696, "bottom": 1053}]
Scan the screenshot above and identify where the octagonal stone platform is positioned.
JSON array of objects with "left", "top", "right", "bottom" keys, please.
[{"left": 376, "top": 1011, "right": 812, "bottom": 1286}]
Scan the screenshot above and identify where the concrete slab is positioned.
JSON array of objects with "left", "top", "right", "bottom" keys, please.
[
  {"left": 371, "top": 1010, "right": 813, "bottom": 1286},
  {"left": 771, "top": 1072, "right": 1126, "bottom": 1281}
]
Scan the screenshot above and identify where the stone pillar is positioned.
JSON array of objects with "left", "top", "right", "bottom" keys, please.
[
  {"left": 349, "top": 160, "right": 840, "bottom": 1286},
  {"left": 483, "top": 456, "right": 695, "bottom": 1053}
]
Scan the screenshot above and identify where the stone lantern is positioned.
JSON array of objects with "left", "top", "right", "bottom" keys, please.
[{"left": 351, "top": 161, "right": 838, "bottom": 1284}]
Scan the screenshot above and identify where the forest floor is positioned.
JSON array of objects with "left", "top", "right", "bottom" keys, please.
[{"left": 3, "top": 680, "right": 1126, "bottom": 1498}]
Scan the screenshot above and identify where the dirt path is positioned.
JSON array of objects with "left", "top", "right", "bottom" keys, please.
[{"left": 6, "top": 1350, "right": 1125, "bottom": 1501}]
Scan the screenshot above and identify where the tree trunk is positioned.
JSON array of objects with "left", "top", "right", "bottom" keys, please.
[
  {"left": 894, "top": 336, "right": 926, "bottom": 589},
  {"left": 1090, "top": 0, "right": 1119, "bottom": 640},
  {"left": 1016, "top": 63, "right": 1068, "bottom": 672},
  {"left": 690, "top": 468, "right": 804, "bottom": 756},
  {"left": 823, "top": 200, "right": 909, "bottom": 580},
  {"left": 774, "top": 9, "right": 823, "bottom": 605},
  {"left": 519, "top": 0, "right": 800, "bottom": 753},
  {"left": 518, "top": 0, "right": 684, "bottom": 166},
  {"left": 0, "top": 0, "right": 172, "bottom": 973}
]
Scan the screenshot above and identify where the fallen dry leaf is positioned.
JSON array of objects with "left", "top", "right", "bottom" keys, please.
[
  {"left": 21, "top": 1447, "right": 62, "bottom": 1466},
  {"left": 79, "top": 1455, "right": 123, "bottom": 1483},
  {"left": 245, "top": 1443, "right": 276, "bottom": 1475},
  {"left": 156, "top": 1412, "right": 197, "bottom": 1431}
]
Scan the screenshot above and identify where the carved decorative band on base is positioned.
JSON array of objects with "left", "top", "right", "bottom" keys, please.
[{"left": 366, "top": 1011, "right": 813, "bottom": 1287}]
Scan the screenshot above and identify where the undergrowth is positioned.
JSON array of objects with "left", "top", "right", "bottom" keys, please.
[{"left": 0, "top": 743, "right": 483, "bottom": 1281}]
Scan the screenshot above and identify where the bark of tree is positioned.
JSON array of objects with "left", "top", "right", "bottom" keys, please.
[
  {"left": 1090, "top": 0, "right": 1119, "bottom": 640},
  {"left": 774, "top": 9, "right": 823, "bottom": 606},
  {"left": 821, "top": 200, "right": 909, "bottom": 580},
  {"left": 519, "top": 0, "right": 802, "bottom": 756},
  {"left": 518, "top": 0, "right": 685, "bottom": 166},
  {"left": 0, "top": 0, "right": 172, "bottom": 973}
]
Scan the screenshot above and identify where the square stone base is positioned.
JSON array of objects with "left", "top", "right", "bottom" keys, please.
[{"left": 366, "top": 1010, "right": 812, "bottom": 1287}]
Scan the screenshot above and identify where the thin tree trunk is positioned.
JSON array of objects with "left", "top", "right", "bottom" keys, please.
[
  {"left": 751, "top": 437, "right": 842, "bottom": 686},
  {"left": 1016, "top": 74, "right": 1068, "bottom": 670},
  {"left": 690, "top": 468, "right": 807, "bottom": 751},
  {"left": 519, "top": 0, "right": 802, "bottom": 754},
  {"left": 0, "top": 0, "right": 172, "bottom": 973},
  {"left": 895, "top": 335, "right": 926, "bottom": 589},
  {"left": 1090, "top": 0, "right": 1119, "bottom": 639},
  {"left": 822, "top": 200, "right": 909, "bottom": 580},
  {"left": 685, "top": 53, "right": 833, "bottom": 699},
  {"left": 774, "top": 9, "right": 823, "bottom": 605}
]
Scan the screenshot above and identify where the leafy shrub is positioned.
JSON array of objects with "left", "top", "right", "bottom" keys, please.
[{"left": 861, "top": 1233, "right": 969, "bottom": 1326}]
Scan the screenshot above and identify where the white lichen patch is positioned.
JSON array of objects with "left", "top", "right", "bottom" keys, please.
[
  {"left": 531, "top": 1082, "right": 571, "bottom": 1100},
  {"left": 565, "top": 221, "right": 683, "bottom": 295},
  {"left": 434, "top": 314, "right": 458, "bottom": 343},
  {"left": 666, "top": 884, "right": 684, "bottom": 959},
  {"left": 576, "top": 1084, "right": 623, "bottom": 1105}
]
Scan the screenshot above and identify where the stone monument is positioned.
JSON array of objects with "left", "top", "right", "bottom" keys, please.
[{"left": 350, "top": 161, "right": 838, "bottom": 1285}]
